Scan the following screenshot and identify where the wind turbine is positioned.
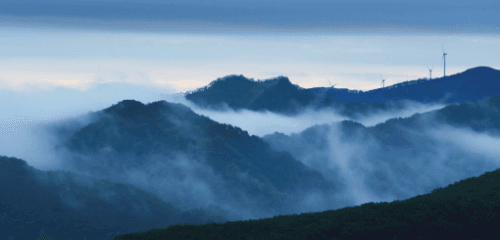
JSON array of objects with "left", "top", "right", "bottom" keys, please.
[
  {"left": 427, "top": 66, "right": 434, "bottom": 80},
  {"left": 442, "top": 45, "right": 447, "bottom": 77},
  {"left": 317, "top": 78, "right": 336, "bottom": 101},
  {"left": 380, "top": 74, "right": 385, "bottom": 88},
  {"left": 327, "top": 78, "right": 337, "bottom": 88}
]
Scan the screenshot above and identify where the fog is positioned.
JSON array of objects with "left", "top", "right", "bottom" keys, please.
[
  {"left": 0, "top": 81, "right": 173, "bottom": 171},
  {"left": 47, "top": 111, "right": 272, "bottom": 220},
  {"left": 2, "top": 81, "right": 499, "bottom": 224},
  {"left": 163, "top": 93, "right": 446, "bottom": 137},
  {"left": 262, "top": 112, "right": 500, "bottom": 214}
]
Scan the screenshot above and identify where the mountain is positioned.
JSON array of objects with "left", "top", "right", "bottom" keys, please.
[
  {"left": 0, "top": 156, "right": 233, "bottom": 240},
  {"left": 309, "top": 66, "right": 500, "bottom": 104},
  {"left": 263, "top": 95, "right": 500, "bottom": 203},
  {"left": 184, "top": 75, "right": 316, "bottom": 113},
  {"left": 116, "top": 165, "right": 500, "bottom": 239},
  {"left": 184, "top": 74, "right": 405, "bottom": 117},
  {"left": 184, "top": 67, "right": 500, "bottom": 116},
  {"left": 53, "top": 99, "right": 339, "bottom": 220},
  {"left": 372, "top": 94, "right": 500, "bottom": 138}
]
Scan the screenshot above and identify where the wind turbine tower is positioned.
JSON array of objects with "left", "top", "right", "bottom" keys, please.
[
  {"left": 427, "top": 66, "right": 434, "bottom": 80},
  {"left": 442, "top": 46, "right": 447, "bottom": 77},
  {"left": 380, "top": 74, "right": 385, "bottom": 88}
]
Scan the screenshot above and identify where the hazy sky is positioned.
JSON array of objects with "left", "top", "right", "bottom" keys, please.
[{"left": 0, "top": 0, "right": 499, "bottom": 120}]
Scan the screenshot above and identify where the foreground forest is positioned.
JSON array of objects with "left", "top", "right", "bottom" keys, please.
[{"left": 115, "top": 166, "right": 500, "bottom": 239}]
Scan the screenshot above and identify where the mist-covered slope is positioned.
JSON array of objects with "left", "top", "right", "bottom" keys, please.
[
  {"left": 184, "top": 74, "right": 404, "bottom": 117},
  {"left": 309, "top": 66, "right": 500, "bottom": 104},
  {"left": 113, "top": 164, "right": 500, "bottom": 240},
  {"left": 52, "top": 99, "right": 339, "bottom": 220},
  {"left": 263, "top": 95, "right": 500, "bottom": 207},
  {"left": 0, "top": 156, "right": 233, "bottom": 240}
]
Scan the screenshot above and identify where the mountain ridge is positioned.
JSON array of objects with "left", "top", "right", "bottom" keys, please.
[
  {"left": 184, "top": 74, "right": 409, "bottom": 118},
  {"left": 183, "top": 66, "right": 500, "bottom": 117},
  {"left": 55, "top": 99, "right": 340, "bottom": 220},
  {"left": 310, "top": 66, "right": 500, "bottom": 104},
  {"left": 185, "top": 75, "right": 317, "bottom": 114}
]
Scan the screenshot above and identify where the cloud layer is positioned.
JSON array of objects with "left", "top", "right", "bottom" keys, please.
[{"left": 163, "top": 93, "right": 446, "bottom": 137}]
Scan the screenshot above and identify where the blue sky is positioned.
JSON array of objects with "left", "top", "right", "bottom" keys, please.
[{"left": 0, "top": 0, "right": 499, "bottom": 120}]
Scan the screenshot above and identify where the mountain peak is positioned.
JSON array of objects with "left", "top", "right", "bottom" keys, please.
[
  {"left": 100, "top": 99, "right": 199, "bottom": 122},
  {"left": 103, "top": 99, "right": 146, "bottom": 119},
  {"left": 185, "top": 74, "right": 320, "bottom": 114},
  {"left": 208, "top": 74, "right": 253, "bottom": 88},
  {"left": 106, "top": 99, "right": 145, "bottom": 110},
  {"left": 274, "top": 75, "right": 293, "bottom": 85},
  {"left": 458, "top": 66, "right": 499, "bottom": 77}
]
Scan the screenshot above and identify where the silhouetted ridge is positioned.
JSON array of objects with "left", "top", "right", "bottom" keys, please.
[
  {"left": 184, "top": 74, "right": 424, "bottom": 118},
  {"left": 102, "top": 100, "right": 192, "bottom": 121},
  {"left": 184, "top": 67, "right": 499, "bottom": 116},
  {"left": 186, "top": 74, "right": 328, "bottom": 115},
  {"left": 186, "top": 75, "right": 267, "bottom": 109},
  {"left": 250, "top": 76, "right": 315, "bottom": 112},
  {"left": 0, "top": 155, "right": 29, "bottom": 172},
  {"left": 104, "top": 99, "right": 145, "bottom": 119},
  {"left": 0, "top": 156, "right": 33, "bottom": 184},
  {"left": 309, "top": 66, "right": 500, "bottom": 105},
  {"left": 456, "top": 66, "right": 497, "bottom": 77},
  {"left": 67, "top": 100, "right": 202, "bottom": 157}
]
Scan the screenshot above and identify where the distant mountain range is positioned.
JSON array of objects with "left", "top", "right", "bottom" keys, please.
[
  {"left": 184, "top": 74, "right": 405, "bottom": 117},
  {"left": 185, "top": 66, "right": 500, "bottom": 115},
  {"left": 309, "top": 66, "right": 500, "bottom": 104}
]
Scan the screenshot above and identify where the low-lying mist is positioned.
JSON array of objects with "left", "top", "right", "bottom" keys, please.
[
  {"left": 2, "top": 80, "right": 498, "bottom": 227},
  {"left": 263, "top": 106, "right": 500, "bottom": 213},
  {"left": 163, "top": 93, "right": 446, "bottom": 137},
  {"left": 0, "top": 81, "right": 172, "bottom": 171}
]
